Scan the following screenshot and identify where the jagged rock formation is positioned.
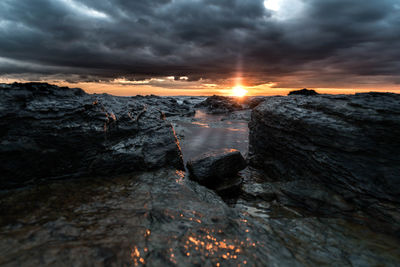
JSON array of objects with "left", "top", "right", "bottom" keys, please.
[
  {"left": 0, "top": 83, "right": 184, "bottom": 189},
  {"left": 248, "top": 92, "right": 400, "bottom": 233},
  {"left": 132, "top": 94, "right": 195, "bottom": 117}
]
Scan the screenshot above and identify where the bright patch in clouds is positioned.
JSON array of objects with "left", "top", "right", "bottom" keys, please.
[
  {"left": 264, "top": 0, "right": 281, "bottom": 11},
  {"left": 264, "top": 0, "right": 305, "bottom": 19},
  {"left": 59, "top": 0, "right": 109, "bottom": 19}
]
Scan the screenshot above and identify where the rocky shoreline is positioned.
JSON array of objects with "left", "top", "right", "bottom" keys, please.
[
  {"left": 248, "top": 92, "right": 400, "bottom": 235},
  {"left": 1, "top": 83, "right": 399, "bottom": 266}
]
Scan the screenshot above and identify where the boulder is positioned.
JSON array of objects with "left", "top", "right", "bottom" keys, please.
[
  {"left": 249, "top": 92, "right": 400, "bottom": 231},
  {"left": 195, "top": 95, "right": 243, "bottom": 113},
  {"left": 186, "top": 149, "right": 246, "bottom": 189},
  {"left": 0, "top": 83, "right": 184, "bottom": 189},
  {"left": 288, "top": 88, "right": 318, "bottom": 96}
]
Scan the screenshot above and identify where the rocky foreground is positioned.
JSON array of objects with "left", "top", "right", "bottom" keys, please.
[
  {"left": 1, "top": 84, "right": 400, "bottom": 266},
  {"left": 0, "top": 83, "right": 193, "bottom": 189},
  {"left": 248, "top": 92, "right": 400, "bottom": 235}
]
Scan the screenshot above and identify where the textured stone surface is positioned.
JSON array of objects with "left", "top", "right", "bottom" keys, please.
[
  {"left": 249, "top": 93, "right": 400, "bottom": 233},
  {"left": 132, "top": 94, "right": 195, "bottom": 117},
  {"left": 187, "top": 149, "right": 246, "bottom": 189},
  {"left": 1, "top": 88, "right": 400, "bottom": 266},
  {"left": 247, "top": 96, "right": 267, "bottom": 109},
  {"left": 1, "top": 169, "right": 400, "bottom": 266},
  {"left": 0, "top": 83, "right": 184, "bottom": 188}
]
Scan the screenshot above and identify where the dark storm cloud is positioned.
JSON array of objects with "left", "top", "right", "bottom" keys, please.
[{"left": 0, "top": 0, "right": 399, "bottom": 86}]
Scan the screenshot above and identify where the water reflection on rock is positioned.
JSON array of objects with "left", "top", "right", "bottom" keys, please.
[{"left": 1, "top": 168, "right": 399, "bottom": 266}]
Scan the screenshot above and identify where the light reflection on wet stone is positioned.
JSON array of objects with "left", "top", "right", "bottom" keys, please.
[
  {"left": 1, "top": 168, "right": 400, "bottom": 266},
  {"left": 175, "top": 170, "right": 185, "bottom": 184},
  {"left": 130, "top": 246, "right": 145, "bottom": 266},
  {"left": 172, "top": 109, "right": 249, "bottom": 163}
]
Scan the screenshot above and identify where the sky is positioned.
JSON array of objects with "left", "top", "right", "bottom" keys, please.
[{"left": 0, "top": 0, "right": 399, "bottom": 96}]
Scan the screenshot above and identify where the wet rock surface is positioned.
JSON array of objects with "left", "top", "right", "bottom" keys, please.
[
  {"left": 187, "top": 149, "right": 246, "bottom": 190},
  {"left": 0, "top": 83, "right": 184, "bottom": 189},
  {"left": 1, "top": 83, "right": 400, "bottom": 266},
  {"left": 1, "top": 169, "right": 400, "bottom": 266},
  {"left": 249, "top": 92, "right": 400, "bottom": 234}
]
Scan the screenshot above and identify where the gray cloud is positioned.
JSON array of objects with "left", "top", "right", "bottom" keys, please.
[{"left": 0, "top": 0, "right": 399, "bottom": 87}]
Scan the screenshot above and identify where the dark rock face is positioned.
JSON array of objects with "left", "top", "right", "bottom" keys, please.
[
  {"left": 187, "top": 149, "right": 246, "bottom": 189},
  {"left": 249, "top": 93, "right": 400, "bottom": 232},
  {"left": 288, "top": 88, "right": 318, "bottom": 96},
  {"left": 0, "top": 83, "right": 184, "bottom": 189},
  {"left": 195, "top": 95, "right": 244, "bottom": 113},
  {"left": 247, "top": 96, "right": 267, "bottom": 109},
  {"left": 132, "top": 94, "right": 195, "bottom": 117}
]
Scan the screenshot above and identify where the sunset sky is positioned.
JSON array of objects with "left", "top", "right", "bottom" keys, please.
[{"left": 0, "top": 0, "right": 399, "bottom": 96}]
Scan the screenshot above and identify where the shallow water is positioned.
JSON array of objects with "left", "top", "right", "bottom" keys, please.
[{"left": 173, "top": 110, "right": 249, "bottom": 163}]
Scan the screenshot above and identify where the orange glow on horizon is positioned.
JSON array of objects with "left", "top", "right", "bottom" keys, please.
[
  {"left": 54, "top": 81, "right": 399, "bottom": 96},
  {"left": 0, "top": 78, "right": 399, "bottom": 96}
]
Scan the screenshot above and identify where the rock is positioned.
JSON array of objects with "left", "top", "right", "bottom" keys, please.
[
  {"left": 277, "top": 180, "right": 355, "bottom": 214},
  {"left": 195, "top": 95, "right": 244, "bottom": 113},
  {"left": 241, "top": 180, "right": 278, "bottom": 202},
  {"left": 221, "top": 109, "right": 252, "bottom": 121},
  {"left": 186, "top": 149, "right": 246, "bottom": 189},
  {"left": 247, "top": 96, "right": 267, "bottom": 109},
  {"left": 131, "top": 95, "right": 195, "bottom": 117},
  {"left": 1, "top": 88, "right": 400, "bottom": 266},
  {"left": 0, "top": 83, "right": 184, "bottom": 189},
  {"left": 3, "top": 169, "right": 399, "bottom": 266},
  {"left": 288, "top": 88, "right": 318, "bottom": 96},
  {"left": 195, "top": 96, "right": 269, "bottom": 114},
  {"left": 0, "top": 169, "right": 297, "bottom": 266},
  {"left": 249, "top": 92, "right": 400, "bottom": 233}
]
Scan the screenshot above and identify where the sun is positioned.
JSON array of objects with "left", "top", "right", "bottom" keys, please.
[
  {"left": 232, "top": 85, "right": 248, "bottom": 97},
  {"left": 264, "top": 0, "right": 281, "bottom": 11}
]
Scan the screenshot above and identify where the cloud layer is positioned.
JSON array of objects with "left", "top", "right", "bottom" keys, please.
[{"left": 1, "top": 0, "right": 399, "bottom": 88}]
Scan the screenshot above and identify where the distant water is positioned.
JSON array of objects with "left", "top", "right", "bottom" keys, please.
[{"left": 174, "top": 109, "right": 249, "bottom": 163}]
